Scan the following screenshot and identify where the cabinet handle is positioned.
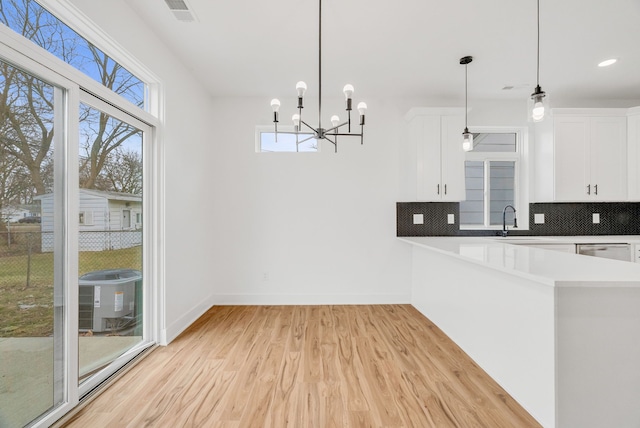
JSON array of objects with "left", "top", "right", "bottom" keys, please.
[
  {"left": 594, "top": 184, "right": 598, "bottom": 195},
  {"left": 437, "top": 184, "right": 440, "bottom": 195},
  {"left": 444, "top": 184, "right": 447, "bottom": 195},
  {"left": 587, "top": 184, "right": 591, "bottom": 195}
]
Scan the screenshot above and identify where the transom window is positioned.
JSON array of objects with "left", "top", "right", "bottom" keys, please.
[
  {"left": 257, "top": 127, "right": 317, "bottom": 152},
  {"left": 0, "top": 0, "right": 146, "bottom": 108}
]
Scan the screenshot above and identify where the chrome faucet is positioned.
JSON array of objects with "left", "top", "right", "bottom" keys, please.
[{"left": 502, "top": 205, "right": 517, "bottom": 237}]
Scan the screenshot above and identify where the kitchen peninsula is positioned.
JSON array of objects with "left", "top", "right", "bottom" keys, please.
[{"left": 400, "top": 236, "right": 640, "bottom": 428}]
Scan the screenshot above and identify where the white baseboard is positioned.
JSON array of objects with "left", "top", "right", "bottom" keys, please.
[
  {"left": 211, "top": 293, "right": 411, "bottom": 306},
  {"left": 160, "top": 293, "right": 216, "bottom": 345},
  {"left": 160, "top": 293, "right": 410, "bottom": 345}
]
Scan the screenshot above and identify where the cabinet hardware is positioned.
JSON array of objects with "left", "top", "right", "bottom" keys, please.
[
  {"left": 587, "top": 184, "right": 591, "bottom": 195},
  {"left": 437, "top": 184, "right": 440, "bottom": 195},
  {"left": 444, "top": 184, "right": 447, "bottom": 195},
  {"left": 594, "top": 184, "right": 598, "bottom": 195}
]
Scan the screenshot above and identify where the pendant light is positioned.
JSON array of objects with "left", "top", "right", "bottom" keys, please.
[
  {"left": 460, "top": 56, "right": 473, "bottom": 152},
  {"left": 529, "top": 0, "right": 548, "bottom": 122}
]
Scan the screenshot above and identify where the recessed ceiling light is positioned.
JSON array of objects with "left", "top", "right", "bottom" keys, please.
[{"left": 598, "top": 59, "right": 617, "bottom": 67}]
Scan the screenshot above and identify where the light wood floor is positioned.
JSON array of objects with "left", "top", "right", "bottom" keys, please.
[{"left": 62, "top": 305, "right": 541, "bottom": 427}]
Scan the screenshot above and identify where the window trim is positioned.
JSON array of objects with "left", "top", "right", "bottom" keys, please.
[{"left": 460, "top": 127, "right": 529, "bottom": 230}]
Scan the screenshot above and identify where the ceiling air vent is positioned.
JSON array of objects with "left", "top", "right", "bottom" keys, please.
[{"left": 164, "top": 0, "right": 196, "bottom": 23}]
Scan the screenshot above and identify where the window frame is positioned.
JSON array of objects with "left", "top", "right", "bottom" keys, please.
[
  {"left": 255, "top": 125, "right": 319, "bottom": 153},
  {"left": 460, "top": 127, "right": 529, "bottom": 230}
]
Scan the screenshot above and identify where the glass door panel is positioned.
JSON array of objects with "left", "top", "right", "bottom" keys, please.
[
  {"left": 77, "top": 100, "right": 144, "bottom": 382},
  {"left": 0, "top": 59, "right": 64, "bottom": 427}
]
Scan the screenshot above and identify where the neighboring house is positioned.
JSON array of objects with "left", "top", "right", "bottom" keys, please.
[
  {"left": 1, "top": 204, "right": 41, "bottom": 223},
  {"left": 35, "top": 189, "right": 142, "bottom": 252}
]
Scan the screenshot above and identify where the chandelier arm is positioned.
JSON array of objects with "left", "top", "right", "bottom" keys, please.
[
  {"left": 300, "top": 119, "right": 317, "bottom": 133},
  {"left": 296, "top": 134, "right": 317, "bottom": 145},
  {"left": 324, "top": 121, "right": 349, "bottom": 134},
  {"left": 323, "top": 134, "right": 338, "bottom": 153},
  {"left": 333, "top": 132, "right": 363, "bottom": 137}
]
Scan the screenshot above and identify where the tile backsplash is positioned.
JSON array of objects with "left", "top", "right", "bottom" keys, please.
[
  {"left": 528, "top": 202, "right": 640, "bottom": 236},
  {"left": 397, "top": 202, "right": 640, "bottom": 236}
]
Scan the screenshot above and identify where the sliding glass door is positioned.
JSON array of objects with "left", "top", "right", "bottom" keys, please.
[
  {"left": 77, "top": 95, "right": 148, "bottom": 388},
  {"left": 0, "top": 37, "right": 156, "bottom": 427},
  {"left": 0, "top": 58, "right": 65, "bottom": 428}
]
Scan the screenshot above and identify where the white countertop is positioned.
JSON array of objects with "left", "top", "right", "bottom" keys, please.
[{"left": 399, "top": 236, "right": 640, "bottom": 286}]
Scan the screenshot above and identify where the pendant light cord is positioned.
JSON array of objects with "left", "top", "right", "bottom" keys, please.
[
  {"left": 536, "top": 0, "right": 540, "bottom": 87},
  {"left": 318, "top": 0, "right": 322, "bottom": 130},
  {"left": 465, "top": 63, "right": 468, "bottom": 129}
]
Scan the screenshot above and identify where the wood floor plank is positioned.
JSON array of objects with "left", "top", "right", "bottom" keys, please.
[{"left": 61, "top": 305, "right": 541, "bottom": 428}]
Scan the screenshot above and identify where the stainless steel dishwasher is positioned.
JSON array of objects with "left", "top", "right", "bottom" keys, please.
[{"left": 576, "top": 243, "right": 632, "bottom": 262}]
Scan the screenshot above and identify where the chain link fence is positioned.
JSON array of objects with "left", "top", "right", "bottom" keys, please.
[
  {"left": 0, "top": 229, "right": 142, "bottom": 286},
  {"left": 0, "top": 229, "right": 142, "bottom": 337}
]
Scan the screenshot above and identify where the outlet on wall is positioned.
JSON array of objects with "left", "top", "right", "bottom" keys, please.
[
  {"left": 592, "top": 213, "right": 600, "bottom": 224},
  {"left": 447, "top": 214, "right": 455, "bottom": 225},
  {"left": 413, "top": 214, "right": 424, "bottom": 225},
  {"left": 534, "top": 213, "right": 545, "bottom": 224}
]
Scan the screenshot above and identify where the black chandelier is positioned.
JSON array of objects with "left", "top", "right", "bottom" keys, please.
[{"left": 269, "top": 0, "right": 367, "bottom": 152}]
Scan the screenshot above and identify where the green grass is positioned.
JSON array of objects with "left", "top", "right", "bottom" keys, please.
[{"left": 0, "top": 246, "right": 142, "bottom": 337}]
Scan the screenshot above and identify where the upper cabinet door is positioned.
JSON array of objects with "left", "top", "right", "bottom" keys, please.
[
  {"left": 414, "top": 114, "right": 442, "bottom": 201},
  {"left": 440, "top": 114, "right": 465, "bottom": 201},
  {"left": 628, "top": 109, "right": 640, "bottom": 201},
  {"left": 553, "top": 112, "right": 627, "bottom": 202},
  {"left": 590, "top": 116, "right": 627, "bottom": 200},
  {"left": 554, "top": 116, "right": 590, "bottom": 201},
  {"left": 405, "top": 108, "right": 466, "bottom": 202}
]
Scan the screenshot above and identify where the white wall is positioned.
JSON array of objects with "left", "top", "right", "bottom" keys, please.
[
  {"left": 69, "top": 0, "right": 219, "bottom": 343},
  {"left": 207, "top": 96, "right": 412, "bottom": 304}
]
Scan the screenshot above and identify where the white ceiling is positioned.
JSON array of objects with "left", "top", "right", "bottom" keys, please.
[{"left": 124, "top": 0, "right": 640, "bottom": 105}]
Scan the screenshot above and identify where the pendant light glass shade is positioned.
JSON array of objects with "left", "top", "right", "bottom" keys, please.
[
  {"left": 462, "top": 128, "right": 473, "bottom": 152},
  {"left": 528, "top": 85, "right": 548, "bottom": 122}
]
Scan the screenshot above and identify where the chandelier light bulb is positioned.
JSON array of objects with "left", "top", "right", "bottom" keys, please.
[
  {"left": 270, "top": 98, "right": 281, "bottom": 112},
  {"left": 343, "top": 84, "right": 354, "bottom": 99},
  {"left": 331, "top": 115, "right": 340, "bottom": 127},
  {"left": 292, "top": 113, "right": 301, "bottom": 127},
  {"left": 296, "top": 81, "right": 307, "bottom": 97},
  {"left": 357, "top": 102, "right": 367, "bottom": 115}
]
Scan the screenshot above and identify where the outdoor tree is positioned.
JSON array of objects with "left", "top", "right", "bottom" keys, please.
[{"left": 0, "top": 0, "right": 145, "bottom": 212}]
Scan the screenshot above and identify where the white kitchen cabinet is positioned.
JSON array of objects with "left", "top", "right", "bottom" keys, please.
[
  {"left": 405, "top": 108, "right": 465, "bottom": 201},
  {"left": 553, "top": 110, "right": 627, "bottom": 201},
  {"left": 634, "top": 244, "right": 640, "bottom": 263},
  {"left": 627, "top": 107, "right": 640, "bottom": 200}
]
